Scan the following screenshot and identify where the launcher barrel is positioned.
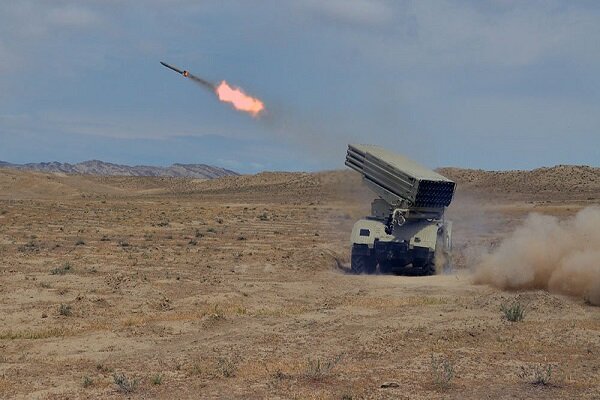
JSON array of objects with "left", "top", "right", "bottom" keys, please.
[{"left": 345, "top": 144, "right": 455, "bottom": 209}]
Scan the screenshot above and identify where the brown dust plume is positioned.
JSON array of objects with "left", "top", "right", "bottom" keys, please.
[{"left": 473, "top": 207, "right": 600, "bottom": 305}]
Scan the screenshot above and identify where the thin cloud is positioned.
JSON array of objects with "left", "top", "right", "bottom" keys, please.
[
  {"left": 299, "top": 0, "right": 393, "bottom": 26},
  {"left": 0, "top": 2, "right": 103, "bottom": 37},
  {"left": 46, "top": 5, "right": 101, "bottom": 28},
  {"left": 300, "top": 1, "right": 600, "bottom": 70}
]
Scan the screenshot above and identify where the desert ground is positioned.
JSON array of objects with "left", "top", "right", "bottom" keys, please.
[{"left": 0, "top": 166, "right": 599, "bottom": 399}]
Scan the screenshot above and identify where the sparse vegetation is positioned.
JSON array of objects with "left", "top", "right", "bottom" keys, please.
[
  {"left": 430, "top": 354, "right": 454, "bottom": 389},
  {"left": 216, "top": 356, "right": 238, "bottom": 378},
  {"left": 518, "top": 363, "right": 555, "bottom": 386},
  {"left": 188, "top": 359, "right": 203, "bottom": 376},
  {"left": 113, "top": 372, "right": 138, "bottom": 393},
  {"left": 58, "top": 303, "right": 72, "bottom": 316},
  {"left": 18, "top": 240, "right": 39, "bottom": 252},
  {"left": 532, "top": 364, "right": 553, "bottom": 386},
  {"left": 304, "top": 355, "right": 342, "bottom": 380},
  {"left": 235, "top": 306, "right": 247, "bottom": 315},
  {"left": 0, "top": 327, "right": 73, "bottom": 340},
  {"left": 75, "top": 239, "right": 85, "bottom": 246},
  {"left": 151, "top": 373, "right": 163, "bottom": 385},
  {"left": 82, "top": 376, "right": 93, "bottom": 388},
  {"left": 206, "top": 305, "right": 226, "bottom": 322},
  {"left": 271, "top": 368, "right": 289, "bottom": 380},
  {"left": 501, "top": 300, "right": 526, "bottom": 322},
  {"left": 50, "top": 262, "right": 73, "bottom": 275},
  {"left": 96, "top": 363, "right": 112, "bottom": 373}
]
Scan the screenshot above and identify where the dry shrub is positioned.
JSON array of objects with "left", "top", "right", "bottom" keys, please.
[
  {"left": 113, "top": 372, "right": 138, "bottom": 393},
  {"left": 430, "top": 354, "right": 454, "bottom": 389},
  {"left": 304, "top": 355, "right": 342, "bottom": 380},
  {"left": 500, "top": 300, "right": 526, "bottom": 322}
]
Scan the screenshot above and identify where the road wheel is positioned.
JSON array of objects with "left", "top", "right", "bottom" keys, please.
[
  {"left": 351, "top": 254, "right": 377, "bottom": 275},
  {"left": 422, "top": 262, "right": 436, "bottom": 276}
]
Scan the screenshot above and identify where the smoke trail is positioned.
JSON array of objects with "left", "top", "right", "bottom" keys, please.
[{"left": 473, "top": 207, "right": 600, "bottom": 305}]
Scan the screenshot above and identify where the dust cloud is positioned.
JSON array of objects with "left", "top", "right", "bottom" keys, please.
[{"left": 473, "top": 207, "right": 600, "bottom": 305}]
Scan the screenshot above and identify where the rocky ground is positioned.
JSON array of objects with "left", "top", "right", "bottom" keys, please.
[{"left": 0, "top": 166, "right": 599, "bottom": 399}]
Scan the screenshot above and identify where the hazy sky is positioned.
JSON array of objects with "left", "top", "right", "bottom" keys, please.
[{"left": 1, "top": 1, "right": 599, "bottom": 173}]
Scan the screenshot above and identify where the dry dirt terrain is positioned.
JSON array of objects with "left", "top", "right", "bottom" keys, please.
[{"left": 0, "top": 166, "right": 599, "bottom": 399}]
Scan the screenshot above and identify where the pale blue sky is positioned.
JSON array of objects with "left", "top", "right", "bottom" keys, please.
[{"left": 1, "top": 1, "right": 599, "bottom": 173}]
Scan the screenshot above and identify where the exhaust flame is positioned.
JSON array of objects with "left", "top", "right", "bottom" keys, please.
[{"left": 215, "top": 81, "right": 265, "bottom": 117}]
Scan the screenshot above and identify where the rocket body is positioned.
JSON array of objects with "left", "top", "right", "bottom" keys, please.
[
  {"left": 160, "top": 61, "right": 184, "bottom": 75},
  {"left": 160, "top": 61, "right": 215, "bottom": 90}
]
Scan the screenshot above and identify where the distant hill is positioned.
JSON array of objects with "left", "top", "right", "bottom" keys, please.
[
  {"left": 438, "top": 165, "right": 600, "bottom": 200},
  {"left": 0, "top": 160, "right": 238, "bottom": 179},
  {"left": 1, "top": 164, "right": 598, "bottom": 202}
]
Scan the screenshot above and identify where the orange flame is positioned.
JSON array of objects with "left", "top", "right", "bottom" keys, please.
[{"left": 215, "top": 81, "right": 265, "bottom": 117}]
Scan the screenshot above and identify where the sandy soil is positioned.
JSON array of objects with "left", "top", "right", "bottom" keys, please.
[{"left": 0, "top": 167, "right": 599, "bottom": 399}]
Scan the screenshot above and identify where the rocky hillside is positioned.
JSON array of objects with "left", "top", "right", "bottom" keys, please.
[
  {"left": 0, "top": 160, "right": 237, "bottom": 179},
  {"left": 438, "top": 165, "right": 600, "bottom": 201}
]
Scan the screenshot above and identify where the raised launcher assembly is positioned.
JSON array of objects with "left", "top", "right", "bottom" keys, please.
[{"left": 345, "top": 144, "right": 456, "bottom": 275}]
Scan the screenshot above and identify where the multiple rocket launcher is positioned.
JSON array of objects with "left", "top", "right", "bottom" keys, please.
[{"left": 346, "top": 144, "right": 455, "bottom": 275}]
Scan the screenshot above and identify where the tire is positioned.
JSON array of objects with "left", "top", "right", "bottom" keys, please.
[
  {"left": 411, "top": 259, "right": 436, "bottom": 276},
  {"left": 378, "top": 261, "right": 396, "bottom": 275},
  {"left": 351, "top": 254, "right": 377, "bottom": 275},
  {"left": 422, "top": 262, "right": 436, "bottom": 276}
]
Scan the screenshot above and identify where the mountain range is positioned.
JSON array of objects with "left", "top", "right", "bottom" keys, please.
[{"left": 0, "top": 160, "right": 238, "bottom": 179}]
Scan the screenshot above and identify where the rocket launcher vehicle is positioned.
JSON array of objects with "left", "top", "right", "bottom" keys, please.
[{"left": 345, "top": 144, "right": 455, "bottom": 275}]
